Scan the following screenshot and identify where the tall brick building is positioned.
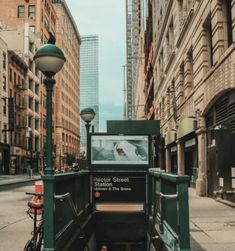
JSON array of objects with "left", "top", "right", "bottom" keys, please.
[
  {"left": 0, "top": 0, "right": 81, "bottom": 172},
  {"left": 137, "top": 0, "right": 235, "bottom": 203},
  {"left": 52, "top": 0, "right": 81, "bottom": 169}
]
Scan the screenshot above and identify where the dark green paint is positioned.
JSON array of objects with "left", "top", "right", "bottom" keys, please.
[
  {"left": 33, "top": 44, "right": 66, "bottom": 61},
  {"left": 107, "top": 120, "right": 160, "bottom": 135}
]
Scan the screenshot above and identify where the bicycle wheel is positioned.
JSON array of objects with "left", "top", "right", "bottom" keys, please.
[
  {"left": 35, "top": 223, "right": 43, "bottom": 251},
  {"left": 23, "top": 240, "right": 34, "bottom": 251},
  {"left": 35, "top": 233, "right": 43, "bottom": 251}
]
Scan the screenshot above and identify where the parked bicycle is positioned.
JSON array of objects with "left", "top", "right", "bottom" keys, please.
[
  {"left": 24, "top": 192, "right": 90, "bottom": 251},
  {"left": 24, "top": 192, "right": 44, "bottom": 251}
]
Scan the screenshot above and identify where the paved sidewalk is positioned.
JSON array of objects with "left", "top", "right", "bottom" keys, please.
[{"left": 189, "top": 188, "right": 235, "bottom": 251}]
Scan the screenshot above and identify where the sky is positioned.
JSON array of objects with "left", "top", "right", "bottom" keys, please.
[{"left": 67, "top": 0, "right": 126, "bottom": 132}]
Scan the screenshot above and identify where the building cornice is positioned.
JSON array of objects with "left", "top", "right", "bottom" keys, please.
[{"left": 52, "top": 0, "right": 81, "bottom": 45}]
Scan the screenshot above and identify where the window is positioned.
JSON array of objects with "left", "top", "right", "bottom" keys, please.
[
  {"left": 14, "top": 72, "right": 16, "bottom": 84},
  {"left": 43, "top": 116, "right": 46, "bottom": 129},
  {"left": 203, "top": 15, "right": 213, "bottom": 67},
  {"left": 28, "top": 117, "right": 32, "bottom": 128},
  {"left": 3, "top": 99, "right": 6, "bottom": 115},
  {"left": 3, "top": 52, "right": 6, "bottom": 69},
  {"left": 29, "top": 97, "right": 33, "bottom": 110},
  {"left": 9, "top": 68, "right": 12, "bottom": 82},
  {"left": 35, "top": 101, "right": 39, "bottom": 113},
  {"left": 3, "top": 124, "right": 7, "bottom": 143},
  {"left": 185, "top": 49, "right": 193, "bottom": 97},
  {"left": 18, "top": 6, "right": 25, "bottom": 18},
  {"left": 35, "top": 119, "right": 39, "bottom": 131},
  {"left": 3, "top": 76, "right": 6, "bottom": 91},
  {"left": 28, "top": 5, "right": 35, "bottom": 18},
  {"left": 35, "top": 84, "right": 39, "bottom": 95},
  {"left": 225, "top": 0, "right": 233, "bottom": 47},
  {"left": 44, "top": 17, "right": 49, "bottom": 31},
  {"left": 29, "top": 79, "right": 33, "bottom": 90}
]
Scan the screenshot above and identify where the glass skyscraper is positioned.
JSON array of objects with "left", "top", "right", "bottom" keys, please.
[{"left": 80, "top": 35, "right": 99, "bottom": 150}]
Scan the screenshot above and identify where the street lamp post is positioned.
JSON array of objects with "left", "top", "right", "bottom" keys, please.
[
  {"left": 80, "top": 107, "right": 96, "bottom": 161},
  {"left": 26, "top": 128, "right": 33, "bottom": 177},
  {"left": 34, "top": 44, "right": 66, "bottom": 250}
]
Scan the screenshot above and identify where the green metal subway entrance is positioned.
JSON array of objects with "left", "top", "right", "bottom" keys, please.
[{"left": 42, "top": 120, "right": 191, "bottom": 251}]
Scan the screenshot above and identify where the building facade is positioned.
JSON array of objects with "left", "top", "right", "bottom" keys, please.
[
  {"left": 145, "top": 0, "right": 235, "bottom": 203},
  {"left": 0, "top": 0, "right": 82, "bottom": 172},
  {"left": 80, "top": 35, "right": 99, "bottom": 152},
  {"left": 125, "top": 0, "right": 142, "bottom": 120},
  {"left": 0, "top": 0, "right": 70, "bottom": 173},
  {"left": 52, "top": 0, "right": 81, "bottom": 169},
  {"left": 0, "top": 38, "right": 10, "bottom": 174}
]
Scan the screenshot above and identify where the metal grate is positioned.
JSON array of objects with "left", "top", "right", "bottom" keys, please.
[
  {"left": 231, "top": 120, "right": 235, "bottom": 133},
  {"left": 228, "top": 102, "right": 235, "bottom": 117},
  {"left": 215, "top": 97, "right": 229, "bottom": 123},
  {"left": 206, "top": 115, "right": 214, "bottom": 128}
]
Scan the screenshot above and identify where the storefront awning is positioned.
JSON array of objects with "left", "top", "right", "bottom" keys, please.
[
  {"left": 177, "top": 117, "right": 197, "bottom": 139},
  {"left": 165, "top": 130, "right": 176, "bottom": 145}
]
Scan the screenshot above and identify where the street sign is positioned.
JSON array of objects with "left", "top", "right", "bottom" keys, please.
[{"left": 93, "top": 174, "right": 146, "bottom": 202}]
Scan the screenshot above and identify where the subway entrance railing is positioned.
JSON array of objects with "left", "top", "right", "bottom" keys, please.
[{"left": 42, "top": 120, "right": 191, "bottom": 251}]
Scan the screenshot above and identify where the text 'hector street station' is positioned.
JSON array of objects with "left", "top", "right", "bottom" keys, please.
[{"left": 93, "top": 176, "right": 131, "bottom": 191}]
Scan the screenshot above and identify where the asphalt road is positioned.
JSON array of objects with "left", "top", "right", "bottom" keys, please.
[{"left": 0, "top": 184, "right": 35, "bottom": 251}]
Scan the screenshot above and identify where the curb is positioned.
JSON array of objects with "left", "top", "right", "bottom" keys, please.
[{"left": 0, "top": 177, "right": 41, "bottom": 191}]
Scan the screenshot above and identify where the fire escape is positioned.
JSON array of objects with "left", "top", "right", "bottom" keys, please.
[{"left": 144, "top": 0, "right": 154, "bottom": 120}]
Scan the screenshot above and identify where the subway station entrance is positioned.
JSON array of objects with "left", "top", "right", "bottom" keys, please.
[{"left": 42, "top": 120, "right": 191, "bottom": 251}]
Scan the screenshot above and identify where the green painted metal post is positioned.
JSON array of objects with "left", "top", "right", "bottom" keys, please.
[
  {"left": 177, "top": 182, "right": 190, "bottom": 250},
  {"left": 33, "top": 43, "right": 65, "bottom": 251},
  {"left": 43, "top": 77, "right": 56, "bottom": 251}
]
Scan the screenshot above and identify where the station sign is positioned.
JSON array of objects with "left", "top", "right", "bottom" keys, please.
[{"left": 93, "top": 174, "right": 146, "bottom": 202}]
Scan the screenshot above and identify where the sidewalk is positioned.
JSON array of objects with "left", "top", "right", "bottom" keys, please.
[
  {"left": 0, "top": 174, "right": 41, "bottom": 188},
  {"left": 189, "top": 188, "right": 235, "bottom": 251}
]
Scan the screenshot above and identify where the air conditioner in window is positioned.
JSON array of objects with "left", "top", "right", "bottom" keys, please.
[{"left": 29, "top": 14, "right": 35, "bottom": 20}]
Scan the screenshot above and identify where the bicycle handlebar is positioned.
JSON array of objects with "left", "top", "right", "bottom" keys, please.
[
  {"left": 26, "top": 192, "right": 43, "bottom": 197},
  {"left": 54, "top": 192, "right": 70, "bottom": 200}
]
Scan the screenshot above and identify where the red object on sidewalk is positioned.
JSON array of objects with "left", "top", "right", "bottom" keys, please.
[{"left": 30, "top": 181, "right": 44, "bottom": 214}]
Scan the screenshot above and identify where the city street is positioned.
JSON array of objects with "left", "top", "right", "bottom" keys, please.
[{"left": 0, "top": 184, "right": 34, "bottom": 251}]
